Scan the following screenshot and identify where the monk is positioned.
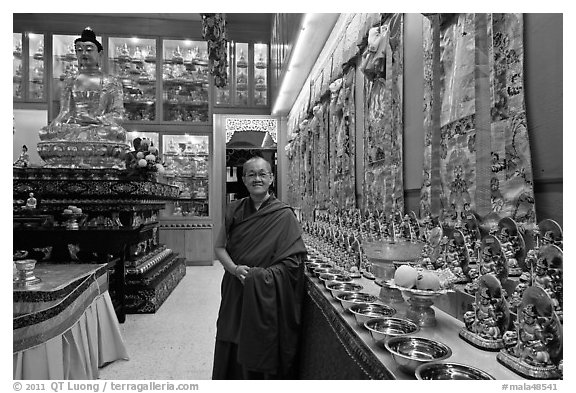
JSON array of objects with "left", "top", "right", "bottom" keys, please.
[{"left": 212, "top": 156, "right": 307, "bottom": 379}]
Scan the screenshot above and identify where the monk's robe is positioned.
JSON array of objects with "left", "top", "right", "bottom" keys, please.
[{"left": 212, "top": 196, "right": 307, "bottom": 379}]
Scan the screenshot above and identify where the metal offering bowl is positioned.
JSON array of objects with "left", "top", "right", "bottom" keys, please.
[
  {"left": 363, "top": 240, "right": 425, "bottom": 264},
  {"left": 313, "top": 266, "right": 334, "bottom": 277},
  {"left": 385, "top": 336, "right": 452, "bottom": 375},
  {"left": 326, "top": 282, "right": 364, "bottom": 299},
  {"left": 415, "top": 362, "right": 495, "bottom": 380},
  {"left": 364, "top": 317, "right": 419, "bottom": 343},
  {"left": 319, "top": 273, "right": 353, "bottom": 287},
  {"left": 305, "top": 262, "right": 324, "bottom": 273},
  {"left": 335, "top": 292, "right": 380, "bottom": 310},
  {"left": 349, "top": 303, "right": 396, "bottom": 326}
]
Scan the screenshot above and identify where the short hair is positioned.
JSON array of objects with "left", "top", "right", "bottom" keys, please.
[{"left": 243, "top": 156, "right": 272, "bottom": 173}]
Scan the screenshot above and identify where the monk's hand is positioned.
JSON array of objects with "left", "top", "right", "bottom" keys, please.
[{"left": 234, "top": 265, "right": 251, "bottom": 284}]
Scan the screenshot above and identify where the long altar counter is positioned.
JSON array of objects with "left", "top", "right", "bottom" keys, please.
[
  {"left": 298, "top": 270, "right": 524, "bottom": 380},
  {"left": 13, "top": 264, "right": 129, "bottom": 379}
]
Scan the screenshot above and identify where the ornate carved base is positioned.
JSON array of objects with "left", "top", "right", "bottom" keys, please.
[
  {"left": 459, "top": 328, "right": 504, "bottom": 351},
  {"left": 497, "top": 350, "right": 561, "bottom": 379},
  {"left": 125, "top": 257, "right": 186, "bottom": 314},
  {"left": 38, "top": 141, "right": 129, "bottom": 169}
]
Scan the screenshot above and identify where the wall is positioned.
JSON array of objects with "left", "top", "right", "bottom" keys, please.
[
  {"left": 284, "top": 13, "right": 563, "bottom": 226},
  {"left": 401, "top": 13, "right": 563, "bottom": 225},
  {"left": 523, "top": 13, "right": 563, "bottom": 225}
]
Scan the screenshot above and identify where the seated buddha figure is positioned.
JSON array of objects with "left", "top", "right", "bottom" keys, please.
[{"left": 38, "top": 27, "right": 128, "bottom": 168}]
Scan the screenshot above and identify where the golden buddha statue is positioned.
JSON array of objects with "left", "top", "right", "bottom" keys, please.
[{"left": 38, "top": 27, "right": 128, "bottom": 168}]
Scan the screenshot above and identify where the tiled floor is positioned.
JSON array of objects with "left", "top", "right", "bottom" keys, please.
[{"left": 98, "top": 264, "right": 223, "bottom": 380}]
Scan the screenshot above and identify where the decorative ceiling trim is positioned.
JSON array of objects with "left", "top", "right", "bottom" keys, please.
[{"left": 225, "top": 118, "right": 278, "bottom": 143}]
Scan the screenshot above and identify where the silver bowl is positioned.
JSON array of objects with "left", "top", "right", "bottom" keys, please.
[
  {"left": 319, "top": 273, "right": 353, "bottom": 287},
  {"left": 364, "top": 317, "right": 420, "bottom": 343},
  {"left": 313, "top": 266, "right": 333, "bottom": 277},
  {"left": 335, "top": 292, "right": 380, "bottom": 310},
  {"left": 326, "top": 282, "right": 363, "bottom": 299},
  {"left": 349, "top": 303, "right": 396, "bottom": 326},
  {"left": 415, "top": 362, "right": 495, "bottom": 380},
  {"left": 385, "top": 336, "right": 452, "bottom": 375},
  {"left": 305, "top": 262, "right": 324, "bottom": 274}
]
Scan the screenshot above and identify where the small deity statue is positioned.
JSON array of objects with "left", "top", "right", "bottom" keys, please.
[
  {"left": 499, "top": 227, "right": 522, "bottom": 275},
  {"left": 38, "top": 27, "right": 128, "bottom": 168},
  {"left": 26, "top": 192, "right": 37, "bottom": 209},
  {"left": 516, "top": 304, "right": 554, "bottom": 366},
  {"left": 399, "top": 214, "right": 412, "bottom": 239},
  {"left": 461, "top": 274, "right": 510, "bottom": 349},
  {"left": 509, "top": 271, "right": 532, "bottom": 313},
  {"left": 498, "top": 286, "right": 562, "bottom": 379},
  {"left": 14, "top": 145, "right": 30, "bottom": 167},
  {"left": 470, "top": 287, "right": 501, "bottom": 339},
  {"left": 532, "top": 249, "right": 562, "bottom": 320}
]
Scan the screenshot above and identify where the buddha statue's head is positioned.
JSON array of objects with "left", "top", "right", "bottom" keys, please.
[{"left": 74, "top": 27, "right": 103, "bottom": 71}]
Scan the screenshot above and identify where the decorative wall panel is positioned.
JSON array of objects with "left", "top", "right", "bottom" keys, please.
[
  {"left": 420, "top": 13, "right": 536, "bottom": 226},
  {"left": 362, "top": 14, "right": 404, "bottom": 215}
]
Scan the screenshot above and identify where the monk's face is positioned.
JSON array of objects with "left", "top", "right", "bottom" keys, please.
[{"left": 243, "top": 158, "right": 274, "bottom": 198}]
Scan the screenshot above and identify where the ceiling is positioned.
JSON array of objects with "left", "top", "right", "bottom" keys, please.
[{"left": 78, "top": 13, "right": 272, "bottom": 28}]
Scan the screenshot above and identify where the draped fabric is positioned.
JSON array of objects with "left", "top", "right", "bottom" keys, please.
[
  {"left": 362, "top": 14, "right": 404, "bottom": 214},
  {"left": 420, "top": 13, "right": 536, "bottom": 225},
  {"left": 328, "top": 68, "right": 357, "bottom": 211},
  {"left": 312, "top": 101, "right": 331, "bottom": 210},
  {"left": 214, "top": 196, "right": 307, "bottom": 377},
  {"left": 13, "top": 293, "right": 128, "bottom": 379}
]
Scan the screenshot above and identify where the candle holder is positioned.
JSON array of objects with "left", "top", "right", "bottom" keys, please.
[{"left": 13, "top": 259, "right": 41, "bottom": 287}]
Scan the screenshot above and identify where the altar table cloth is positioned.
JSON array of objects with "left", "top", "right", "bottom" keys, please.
[{"left": 13, "top": 264, "right": 129, "bottom": 379}]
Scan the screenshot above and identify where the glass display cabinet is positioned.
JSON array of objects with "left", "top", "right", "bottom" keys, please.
[
  {"left": 162, "top": 40, "right": 210, "bottom": 123},
  {"left": 214, "top": 42, "right": 269, "bottom": 107},
  {"left": 13, "top": 33, "right": 23, "bottom": 100},
  {"left": 161, "top": 134, "right": 210, "bottom": 217},
  {"left": 108, "top": 36, "right": 157, "bottom": 122},
  {"left": 158, "top": 133, "right": 213, "bottom": 265},
  {"left": 235, "top": 42, "right": 249, "bottom": 106},
  {"left": 13, "top": 32, "right": 46, "bottom": 102},
  {"left": 126, "top": 131, "right": 160, "bottom": 150},
  {"left": 253, "top": 43, "right": 268, "bottom": 106}
]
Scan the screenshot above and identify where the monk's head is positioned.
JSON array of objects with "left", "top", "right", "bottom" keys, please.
[{"left": 242, "top": 156, "right": 274, "bottom": 199}]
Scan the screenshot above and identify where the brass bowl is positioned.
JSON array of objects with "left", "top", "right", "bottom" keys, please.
[
  {"left": 385, "top": 336, "right": 452, "bottom": 375},
  {"left": 335, "top": 292, "right": 379, "bottom": 310},
  {"left": 326, "top": 282, "right": 363, "bottom": 299},
  {"left": 364, "top": 317, "right": 419, "bottom": 343},
  {"left": 415, "top": 362, "right": 495, "bottom": 380},
  {"left": 349, "top": 303, "right": 396, "bottom": 326},
  {"left": 319, "top": 273, "right": 353, "bottom": 287}
]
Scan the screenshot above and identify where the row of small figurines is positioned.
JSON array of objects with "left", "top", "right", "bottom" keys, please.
[
  {"left": 311, "top": 208, "right": 421, "bottom": 243},
  {"left": 418, "top": 214, "right": 562, "bottom": 320},
  {"left": 303, "top": 212, "right": 563, "bottom": 379},
  {"left": 307, "top": 208, "right": 563, "bottom": 317}
]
